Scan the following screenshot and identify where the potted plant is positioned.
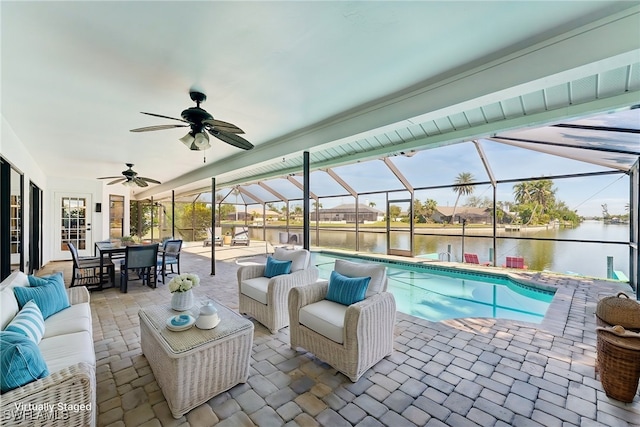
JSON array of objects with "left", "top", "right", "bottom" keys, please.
[
  {"left": 121, "top": 236, "right": 135, "bottom": 246},
  {"left": 168, "top": 273, "right": 200, "bottom": 311}
]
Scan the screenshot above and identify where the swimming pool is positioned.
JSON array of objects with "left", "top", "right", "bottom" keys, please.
[{"left": 311, "top": 251, "right": 555, "bottom": 324}]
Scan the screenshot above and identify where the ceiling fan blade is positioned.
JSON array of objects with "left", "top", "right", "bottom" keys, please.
[
  {"left": 107, "top": 178, "right": 126, "bottom": 185},
  {"left": 130, "top": 124, "right": 188, "bottom": 132},
  {"left": 133, "top": 177, "right": 149, "bottom": 187},
  {"left": 141, "top": 112, "right": 189, "bottom": 123},
  {"left": 202, "top": 119, "right": 244, "bottom": 134},
  {"left": 209, "top": 130, "right": 254, "bottom": 150},
  {"left": 139, "top": 177, "right": 162, "bottom": 184},
  {"left": 97, "top": 176, "right": 123, "bottom": 180}
]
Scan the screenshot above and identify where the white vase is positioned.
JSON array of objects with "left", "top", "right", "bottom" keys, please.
[{"left": 171, "top": 290, "right": 194, "bottom": 311}]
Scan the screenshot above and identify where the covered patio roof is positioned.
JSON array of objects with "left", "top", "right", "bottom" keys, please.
[{"left": 2, "top": 2, "right": 639, "bottom": 199}]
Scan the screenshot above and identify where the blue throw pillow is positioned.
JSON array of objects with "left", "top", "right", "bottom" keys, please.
[
  {"left": 0, "top": 331, "right": 49, "bottom": 393},
  {"left": 326, "top": 270, "right": 371, "bottom": 306},
  {"left": 264, "top": 257, "right": 292, "bottom": 278},
  {"left": 27, "top": 274, "right": 52, "bottom": 287},
  {"left": 4, "top": 300, "right": 46, "bottom": 344},
  {"left": 14, "top": 273, "right": 70, "bottom": 319}
]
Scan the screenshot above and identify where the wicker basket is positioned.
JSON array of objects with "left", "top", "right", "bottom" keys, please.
[
  {"left": 595, "top": 292, "right": 640, "bottom": 331},
  {"left": 596, "top": 326, "right": 640, "bottom": 403}
]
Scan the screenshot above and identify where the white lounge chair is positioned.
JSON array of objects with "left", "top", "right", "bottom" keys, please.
[
  {"left": 204, "top": 227, "right": 223, "bottom": 247},
  {"left": 231, "top": 226, "right": 250, "bottom": 246}
]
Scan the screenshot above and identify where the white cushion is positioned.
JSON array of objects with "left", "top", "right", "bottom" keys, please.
[
  {"left": 0, "top": 271, "right": 29, "bottom": 330},
  {"left": 241, "top": 277, "right": 270, "bottom": 305},
  {"left": 299, "top": 299, "right": 347, "bottom": 344},
  {"left": 39, "top": 330, "right": 95, "bottom": 373},
  {"left": 335, "top": 259, "right": 387, "bottom": 297},
  {"left": 1, "top": 287, "right": 20, "bottom": 331},
  {"left": 274, "top": 248, "right": 310, "bottom": 272},
  {"left": 43, "top": 303, "right": 92, "bottom": 338}
]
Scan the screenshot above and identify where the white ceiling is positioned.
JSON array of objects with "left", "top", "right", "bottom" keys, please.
[{"left": 2, "top": 1, "right": 639, "bottom": 200}]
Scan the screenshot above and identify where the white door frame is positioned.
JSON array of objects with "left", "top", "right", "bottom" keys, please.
[{"left": 54, "top": 192, "right": 93, "bottom": 259}]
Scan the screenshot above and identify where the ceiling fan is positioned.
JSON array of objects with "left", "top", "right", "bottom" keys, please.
[
  {"left": 130, "top": 90, "right": 254, "bottom": 152},
  {"left": 97, "top": 164, "right": 161, "bottom": 187}
]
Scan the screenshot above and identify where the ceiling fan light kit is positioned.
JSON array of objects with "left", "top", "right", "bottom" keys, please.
[
  {"left": 130, "top": 89, "right": 253, "bottom": 152},
  {"left": 180, "top": 130, "right": 211, "bottom": 151}
]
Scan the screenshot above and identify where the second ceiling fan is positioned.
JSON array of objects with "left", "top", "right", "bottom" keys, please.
[
  {"left": 130, "top": 90, "right": 254, "bottom": 152},
  {"left": 97, "top": 163, "right": 161, "bottom": 187}
]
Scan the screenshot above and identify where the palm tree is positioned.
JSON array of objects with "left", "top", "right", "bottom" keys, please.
[
  {"left": 231, "top": 187, "right": 241, "bottom": 221},
  {"left": 513, "top": 181, "right": 534, "bottom": 205},
  {"left": 513, "top": 181, "right": 535, "bottom": 224},
  {"left": 450, "top": 172, "right": 475, "bottom": 224},
  {"left": 513, "top": 179, "right": 555, "bottom": 224},
  {"left": 530, "top": 179, "right": 555, "bottom": 212}
]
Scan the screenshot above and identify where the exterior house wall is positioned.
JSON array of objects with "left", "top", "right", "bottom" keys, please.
[
  {"left": 1, "top": 116, "right": 131, "bottom": 267},
  {"left": 2, "top": 117, "right": 47, "bottom": 270},
  {"left": 314, "top": 204, "right": 383, "bottom": 223}
]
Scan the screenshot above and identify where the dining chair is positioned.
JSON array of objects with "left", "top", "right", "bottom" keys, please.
[
  {"left": 120, "top": 244, "right": 159, "bottom": 293},
  {"left": 67, "top": 241, "right": 115, "bottom": 290},
  {"left": 157, "top": 239, "right": 183, "bottom": 283}
]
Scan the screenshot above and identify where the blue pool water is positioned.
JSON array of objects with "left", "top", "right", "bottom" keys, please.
[{"left": 311, "top": 251, "right": 555, "bottom": 324}]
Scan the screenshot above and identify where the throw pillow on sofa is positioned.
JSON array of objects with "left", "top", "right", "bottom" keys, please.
[
  {"left": 0, "top": 331, "right": 49, "bottom": 393},
  {"left": 27, "top": 271, "right": 63, "bottom": 287},
  {"left": 14, "top": 272, "right": 70, "bottom": 319},
  {"left": 4, "top": 300, "right": 45, "bottom": 344}
]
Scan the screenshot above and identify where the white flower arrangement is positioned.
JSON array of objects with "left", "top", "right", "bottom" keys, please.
[{"left": 168, "top": 273, "right": 200, "bottom": 293}]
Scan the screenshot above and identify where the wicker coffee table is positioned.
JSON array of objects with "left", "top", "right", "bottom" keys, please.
[{"left": 139, "top": 300, "right": 254, "bottom": 418}]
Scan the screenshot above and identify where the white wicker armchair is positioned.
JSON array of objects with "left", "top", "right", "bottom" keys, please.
[
  {"left": 237, "top": 248, "right": 318, "bottom": 333},
  {"left": 288, "top": 259, "right": 396, "bottom": 382}
]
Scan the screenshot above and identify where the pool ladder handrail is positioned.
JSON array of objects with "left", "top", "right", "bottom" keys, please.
[{"left": 438, "top": 251, "right": 456, "bottom": 262}]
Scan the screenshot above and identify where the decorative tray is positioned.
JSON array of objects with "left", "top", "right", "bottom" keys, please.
[{"left": 166, "top": 314, "right": 195, "bottom": 332}]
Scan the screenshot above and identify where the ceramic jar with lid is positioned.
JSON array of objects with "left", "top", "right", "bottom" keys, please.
[{"left": 195, "top": 301, "right": 220, "bottom": 329}]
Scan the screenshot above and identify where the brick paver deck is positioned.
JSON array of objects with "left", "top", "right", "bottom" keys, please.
[{"left": 41, "top": 243, "right": 640, "bottom": 426}]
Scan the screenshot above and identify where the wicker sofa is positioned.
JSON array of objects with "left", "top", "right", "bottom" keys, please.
[{"left": 0, "top": 271, "right": 96, "bottom": 427}]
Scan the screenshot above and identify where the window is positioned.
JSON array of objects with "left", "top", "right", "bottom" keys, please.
[
  {"left": 109, "top": 195, "right": 124, "bottom": 239},
  {"left": 1, "top": 157, "right": 24, "bottom": 279}
]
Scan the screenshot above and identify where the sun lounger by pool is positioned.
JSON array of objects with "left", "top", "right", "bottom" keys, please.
[
  {"left": 464, "top": 253, "right": 490, "bottom": 266},
  {"left": 204, "top": 227, "right": 223, "bottom": 246},
  {"left": 231, "top": 226, "right": 250, "bottom": 246},
  {"left": 503, "top": 256, "right": 527, "bottom": 269}
]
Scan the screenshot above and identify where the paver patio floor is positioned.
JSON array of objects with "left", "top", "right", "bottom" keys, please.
[{"left": 40, "top": 242, "right": 640, "bottom": 426}]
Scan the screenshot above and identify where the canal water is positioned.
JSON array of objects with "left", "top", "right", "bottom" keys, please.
[{"left": 251, "top": 220, "right": 630, "bottom": 279}]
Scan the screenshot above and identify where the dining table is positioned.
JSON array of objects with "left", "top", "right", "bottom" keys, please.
[
  {"left": 94, "top": 241, "right": 127, "bottom": 287},
  {"left": 94, "top": 241, "right": 164, "bottom": 288}
]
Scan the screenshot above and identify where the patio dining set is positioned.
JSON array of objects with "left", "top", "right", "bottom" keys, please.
[{"left": 66, "top": 238, "right": 183, "bottom": 293}]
